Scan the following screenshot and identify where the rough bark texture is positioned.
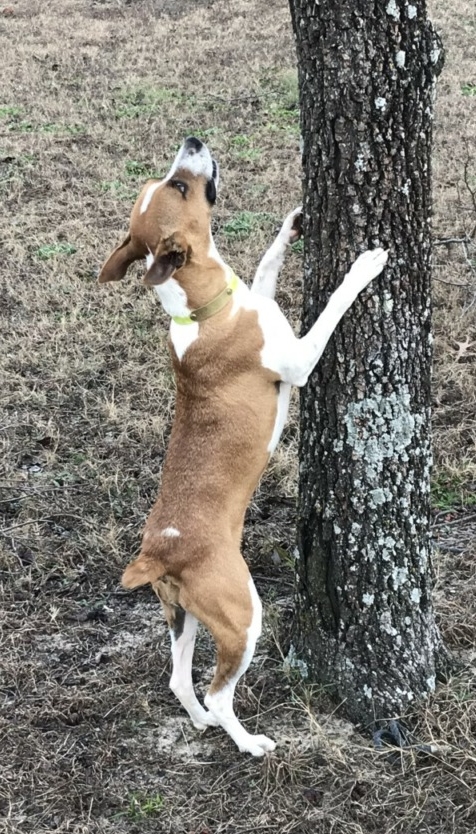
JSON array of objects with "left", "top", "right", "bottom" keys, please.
[{"left": 288, "top": 0, "right": 445, "bottom": 725}]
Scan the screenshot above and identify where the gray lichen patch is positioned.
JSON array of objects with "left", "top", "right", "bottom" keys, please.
[
  {"left": 344, "top": 388, "right": 416, "bottom": 458},
  {"left": 342, "top": 389, "right": 429, "bottom": 501}
]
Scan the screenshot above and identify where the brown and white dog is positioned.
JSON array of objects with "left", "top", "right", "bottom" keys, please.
[{"left": 99, "top": 137, "right": 387, "bottom": 756}]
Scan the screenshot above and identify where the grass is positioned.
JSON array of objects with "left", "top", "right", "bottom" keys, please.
[
  {"left": 432, "top": 465, "right": 476, "bottom": 511},
  {"left": 34, "top": 242, "right": 77, "bottom": 260},
  {"left": 0, "top": 104, "right": 22, "bottom": 117},
  {"left": 230, "top": 134, "right": 263, "bottom": 160},
  {"left": 99, "top": 180, "right": 138, "bottom": 200},
  {"left": 6, "top": 118, "right": 86, "bottom": 134},
  {"left": 0, "top": 0, "right": 476, "bottom": 832},
  {"left": 114, "top": 86, "right": 183, "bottom": 119},
  {"left": 124, "top": 160, "right": 161, "bottom": 178},
  {"left": 123, "top": 793, "right": 164, "bottom": 819},
  {"left": 222, "top": 210, "right": 277, "bottom": 238}
]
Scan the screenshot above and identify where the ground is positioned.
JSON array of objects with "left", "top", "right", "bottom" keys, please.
[{"left": 1, "top": 0, "right": 476, "bottom": 832}]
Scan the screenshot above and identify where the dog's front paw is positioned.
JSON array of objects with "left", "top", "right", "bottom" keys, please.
[
  {"left": 348, "top": 248, "right": 388, "bottom": 290},
  {"left": 281, "top": 205, "right": 303, "bottom": 245}
]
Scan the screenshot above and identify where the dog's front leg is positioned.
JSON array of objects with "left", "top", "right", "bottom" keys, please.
[
  {"left": 251, "top": 206, "right": 302, "bottom": 299},
  {"left": 271, "top": 248, "right": 388, "bottom": 386}
]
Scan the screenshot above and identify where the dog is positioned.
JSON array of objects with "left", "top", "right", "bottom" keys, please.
[{"left": 99, "top": 136, "right": 388, "bottom": 755}]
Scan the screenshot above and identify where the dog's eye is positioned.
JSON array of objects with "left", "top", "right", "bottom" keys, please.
[{"left": 169, "top": 180, "right": 188, "bottom": 197}]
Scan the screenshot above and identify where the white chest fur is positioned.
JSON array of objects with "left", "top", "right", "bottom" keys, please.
[
  {"left": 145, "top": 254, "right": 199, "bottom": 362},
  {"left": 169, "top": 319, "right": 199, "bottom": 361},
  {"left": 151, "top": 272, "right": 294, "bottom": 450}
]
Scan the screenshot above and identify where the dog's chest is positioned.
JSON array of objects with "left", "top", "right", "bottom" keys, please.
[
  {"left": 169, "top": 306, "right": 269, "bottom": 380},
  {"left": 169, "top": 320, "right": 200, "bottom": 361}
]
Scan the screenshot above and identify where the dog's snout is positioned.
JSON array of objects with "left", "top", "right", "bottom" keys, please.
[
  {"left": 184, "top": 136, "right": 203, "bottom": 153},
  {"left": 167, "top": 136, "right": 214, "bottom": 182}
]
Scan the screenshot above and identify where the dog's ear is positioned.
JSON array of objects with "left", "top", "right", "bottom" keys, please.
[
  {"left": 98, "top": 234, "right": 144, "bottom": 283},
  {"left": 143, "top": 234, "right": 190, "bottom": 286}
]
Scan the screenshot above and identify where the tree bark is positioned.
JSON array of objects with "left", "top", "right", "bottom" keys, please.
[{"left": 288, "top": 0, "right": 445, "bottom": 725}]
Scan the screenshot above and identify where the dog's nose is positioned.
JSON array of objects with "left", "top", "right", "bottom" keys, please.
[{"left": 184, "top": 136, "right": 203, "bottom": 153}]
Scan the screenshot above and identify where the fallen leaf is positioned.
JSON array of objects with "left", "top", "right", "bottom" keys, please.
[{"left": 454, "top": 336, "right": 476, "bottom": 361}]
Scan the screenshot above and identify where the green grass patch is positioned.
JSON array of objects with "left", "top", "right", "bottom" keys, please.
[
  {"left": 258, "top": 68, "right": 300, "bottom": 136},
  {"left": 115, "top": 85, "right": 182, "bottom": 118},
  {"left": 222, "top": 210, "right": 276, "bottom": 240},
  {"left": 35, "top": 242, "right": 77, "bottom": 261},
  {"left": 231, "top": 134, "right": 252, "bottom": 148},
  {"left": 70, "top": 452, "right": 87, "bottom": 465},
  {"left": 291, "top": 238, "right": 304, "bottom": 253},
  {"left": 41, "top": 122, "right": 86, "bottom": 135},
  {"left": 265, "top": 104, "right": 300, "bottom": 136},
  {"left": 431, "top": 467, "right": 476, "bottom": 511},
  {"left": 124, "top": 159, "right": 162, "bottom": 179},
  {"left": 123, "top": 792, "right": 164, "bottom": 819},
  {"left": 187, "top": 126, "right": 222, "bottom": 141},
  {"left": 461, "top": 83, "right": 476, "bottom": 96},
  {"left": 9, "top": 119, "right": 35, "bottom": 133},
  {"left": 0, "top": 105, "right": 23, "bottom": 118},
  {"left": 270, "top": 68, "right": 299, "bottom": 109},
  {"left": 99, "top": 180, "right": 138, "bottom": 201},
  {"left": 230, "top": 134, "right": 262, "bottom": 161},
  {"left": 235, "top": 147, "right": 262, "bottom": 160}
]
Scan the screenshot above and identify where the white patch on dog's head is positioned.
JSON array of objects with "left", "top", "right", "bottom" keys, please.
[
  {"left": 167, "top": 137, "right": 214, "bottom": 181},
  {"left": 140, "top": 181, "right": 162, "bottom": 215}
]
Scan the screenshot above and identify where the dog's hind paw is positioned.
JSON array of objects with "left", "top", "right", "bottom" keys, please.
[
  {"left": 192, "top": 711, "right": 220, "bottom": 731},
  {"left": 238, "top": 733, "right": 276, "bottom": 757}
]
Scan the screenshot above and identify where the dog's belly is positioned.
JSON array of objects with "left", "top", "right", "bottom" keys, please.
[{"left": 154, "top": 378, "right": 277, "bottom": 537}]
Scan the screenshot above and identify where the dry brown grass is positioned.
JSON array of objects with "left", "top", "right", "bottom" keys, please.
[{"left": 1, "top": 0, "right": 476, "bottom": 832}]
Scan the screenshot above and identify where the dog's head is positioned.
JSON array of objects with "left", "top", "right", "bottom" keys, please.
[{"left": 98, "top": 137, "right": 219, "bottom": 286}]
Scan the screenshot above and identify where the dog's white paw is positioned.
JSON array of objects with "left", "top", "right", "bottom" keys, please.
[
  {"left": 280, "top": 205, "right": 303, "bottom": 245},
  {"left": 192, "top": 711, "right": 220, "bottom": 731},
  {"left": 238, "top": 734, "right": 276, "bottom": 757},
  {"left": 347, "top": 248, "right": 388, "bottom": 290}
]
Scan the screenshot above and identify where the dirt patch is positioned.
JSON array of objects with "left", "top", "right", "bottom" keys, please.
[{"left": 1, "top": 0, "right": 476, "bottom": 832}]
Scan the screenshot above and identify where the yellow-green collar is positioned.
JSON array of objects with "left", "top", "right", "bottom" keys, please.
[{"left": 172, "top": 273, "right": 239, "bottom": 325}]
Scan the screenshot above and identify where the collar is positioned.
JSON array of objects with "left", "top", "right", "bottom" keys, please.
[{"left": 172, "top": 272, "right": 239, "bottom": 325}]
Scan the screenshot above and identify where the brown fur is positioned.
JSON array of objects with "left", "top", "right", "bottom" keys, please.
[
  {"left": 99, "top": 172, "right": 227, "bottom": 308},
  {"left": 100, "top": 164, "right": 280, "bottom": 693},
  {"left": 123, "top": 303, "right": 279, "bottom": 691}
]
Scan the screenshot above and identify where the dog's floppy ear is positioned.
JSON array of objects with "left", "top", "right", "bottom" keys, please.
[
  {"left": 98, "top": 234, "right": 144, "bottom": 283},
  {"left": 143, "top": 234, "right": 190, "bottom": 286}
]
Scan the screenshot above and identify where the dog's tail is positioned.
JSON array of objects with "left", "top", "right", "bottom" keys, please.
[{"left": 121, "top": 551, "right": 166, "bottom": 589}]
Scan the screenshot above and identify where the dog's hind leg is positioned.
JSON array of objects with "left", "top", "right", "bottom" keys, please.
[
  {"left": 197, "top": 573, "right": 275, "bottom": 757},
  {"left": 168, "top": 610, "right": 219, "bottom": 730},
  {"left": 155, "top": 579, "right": 218, "bottom": 730},
  {"left": 251, "top": 206, "right": 302, "bottom": 298}
]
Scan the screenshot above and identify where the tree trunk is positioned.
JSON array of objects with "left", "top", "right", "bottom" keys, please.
[{"left": 288, "top": 0, "right": 445, "bottom": 725}]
